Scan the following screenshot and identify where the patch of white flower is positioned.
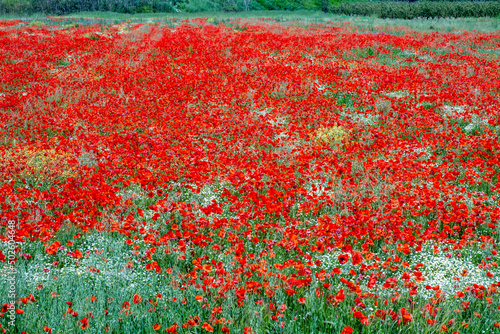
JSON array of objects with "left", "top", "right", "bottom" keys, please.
[
  {"left": 313, "top": 240, "right": 499, "bottom": 303},
  {"left": 253, "top": 107, "right": 272, "bottom": 118},
  {"left": 191, "top": 183, "right": 223, "bottom": 207},
  {"left": 399, "top": 143, "right": 432, "bottom": 161},
  {"left": 384, "top": 91, "right": 409, "bottom": 99},
  {"left": 408, "top": 243, "right": 500, "bottom": 299},
  {"left": 313, "top": 79, "right": 328, "bottom": 92},
  {"left": 19, "top": 231, "right": 163, "bottom": 293},
  {"left": 303, "top": 180, "right": 335, "bottom": 198},
  {"left": 440, "top": 105, "right": 468, "bottom": 119},
  {"left": 400, "top": 50, "right": 417, "bottom": 57},
  {"left": 77, "top": 148, "right": 97, "bottom": 167},
  {"left": 463, "top": 114, "right": 490, "bottom": 134},
  {"left": 340, "top": 108, "right": 379, "bottom": 126},
  {"left": 269, "top": 115, "right": 287, "bottom": 127}
]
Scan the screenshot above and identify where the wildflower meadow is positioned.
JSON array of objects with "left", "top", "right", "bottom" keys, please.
[{"left": 0, "top": 16, "right": 500, "bottom": 334}]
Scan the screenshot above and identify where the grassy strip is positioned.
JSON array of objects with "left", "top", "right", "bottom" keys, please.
[
  {"left": 3, "top": 225, "right": 499, "bottom": 333},
  {"left": 1, "top": 11, "right": 500, "bottom": 32}
]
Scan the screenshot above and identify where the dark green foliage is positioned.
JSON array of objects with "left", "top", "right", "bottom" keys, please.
[
  {"left": 1, "top": 0, "right": 500, "bottom": 16},
  {"left": 329, "top": 1, "right": 500, "bottom": 19},
  {"left": 0, "top": 0, "right": 334, "bottom": 13},
  {"left": 0, "top": 0, "right": 182, "bottom": 14}
]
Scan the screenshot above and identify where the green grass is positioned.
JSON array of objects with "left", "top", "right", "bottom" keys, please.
[
  {"left": 3, "top": 222, "right": 500, "bottom": 333},
  {"left": 1, "top": 13, "right": 500, "bottom": 334},
  {"left": 1, "top": 11, "right": 500, "bottom": 32}
]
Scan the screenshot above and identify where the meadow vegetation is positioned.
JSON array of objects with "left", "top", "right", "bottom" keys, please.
[{"left": 0, "top": 15, "right": 500, "bottom": 334}]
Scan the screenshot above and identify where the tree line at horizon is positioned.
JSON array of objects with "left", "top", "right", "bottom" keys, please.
[{"left": 1, "top": 0, "right": 499, "bottom": 15}]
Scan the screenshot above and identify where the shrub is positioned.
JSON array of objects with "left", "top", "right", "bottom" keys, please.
[
  {"left": 329, "top": 1, "right": 500, "bottom": 19},
  {"left": 313, "top": 125, "right": 349, "bottom": 145},
  {"left": 0, "top": 148, "right": 78, "bottom": 184}
]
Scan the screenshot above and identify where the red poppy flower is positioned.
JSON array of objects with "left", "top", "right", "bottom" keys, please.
[
  {"left": 74, "top": 249, "right": 83, "bottom": 259},
  {"left": 202, "top": 264, "right": 213, "bottom": 273},
  {"left": 340, "top": 326, "right": 353, "bottom": 334},
  {"left": 165, "top": 324, "right": 178, "bottom": 333},
  {"left": 80, "top": 317, "right": 89, "bottom": 330},
  {"left": 133, "top": 294, "right": 142, "bottom": 304},
  {"left": 338, "top": 254, "right": 350, "bottom": 264},
  {"left": 351, "top": 251, "right": 363, "bottom": 265},
  {"left": 202, "top": 323, "right": 213, "bottom": 332}
]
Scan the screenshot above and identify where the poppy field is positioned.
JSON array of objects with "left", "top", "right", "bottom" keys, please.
[{"left": 1, "top": 17, "right": 500, "bottom": 334}]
